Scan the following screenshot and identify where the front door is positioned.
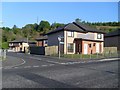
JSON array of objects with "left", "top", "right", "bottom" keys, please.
[
  {"left": 75, "top": 43, "right": 82, "bottom": 54},
  {"left": 96, "top": 43, "right": 99, "bottom": 53},
  {"left": 84, "top": 44, "right": 88, "bottom": 54}
]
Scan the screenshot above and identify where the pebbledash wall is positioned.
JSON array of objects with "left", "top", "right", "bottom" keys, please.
[
  {"left": 63, "top": 30, "right": 104, "bottom": 54},
  {"left": 64, "top": 30, "right": 76, "bottom": 54},
  {"left": 47, "top": 30, "right": 104, "bottom": 54}
]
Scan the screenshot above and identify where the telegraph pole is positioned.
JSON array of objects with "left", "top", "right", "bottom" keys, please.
[
  {"left": 58, "top": 36, "right": 64, "bottom": 59},
  {"left": 58, "top": 36, "right": 61, "bottom": 59}
]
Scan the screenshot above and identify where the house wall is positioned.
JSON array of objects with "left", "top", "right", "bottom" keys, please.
[
  {"left": 64, "top": 30, "right": 77, "bottom": 54},
  {"left": 105, "top": 36, "right": 120, "bottom": 47},
  {"left": 48, "top": 30, "right": 104, "bottom": 55},
  {"left": 77, "top": 32, "right": 94, "bottom": 40},
  {"left": 77, "top": 32, "right": 104, "bottom": 41},
  {"left": 48, "top": 31, "right": 64, "bottom": 53},
  {"left": 64, "top": 31, "right": 104, "bottom": 54},
  {"left": 36, "top": 41, "right": 43, "bottom": 46},
  {"left": 48, "top": 31, "right": 64, "bottom": 46},
  {"left": 9, "top": 42, "right": 21, "bottom": 52},
  {"left": 81, "top": 41, "right": 103, "bottom": 54},
  {"left": 9, "top": 42, "right": 30, "bottom": 52},
  {"left": 36, "top": 40, "right": 47, "bottom": 47},
  {"left": 22, "top": 43, "right": 29, "bottom": 52},
  {"left": 104, "top": 36, "right": 120, "bottom": 51}
]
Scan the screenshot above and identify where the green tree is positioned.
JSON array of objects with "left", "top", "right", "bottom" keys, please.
[
  {"left": 75, "top": 18, "right": 82, "bottom": 23},
  {"left": 38, "top": 20, "right": 51, "bottom": 34},
  {"left": 33, "top": 23, "right": 38, "bottom": 31},
  {"left": 51, "top": 22, "right": 65, "bottom": 30}
]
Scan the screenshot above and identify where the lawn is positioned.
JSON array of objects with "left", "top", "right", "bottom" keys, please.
[
  {"left": 51, "top": 53, "right": 118, "bottom": 59},
  {"left": 61, "top": 54, "right": 104, "bottom": 59}
]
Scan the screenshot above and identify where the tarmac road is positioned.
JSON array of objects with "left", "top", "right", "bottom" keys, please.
[{"left": 2, "top": 52, "right": 119, "bottom": 88}]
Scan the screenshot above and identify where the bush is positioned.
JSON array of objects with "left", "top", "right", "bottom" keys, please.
[{"left": 2, "top": 42, "right": 9, "bottom": 49}]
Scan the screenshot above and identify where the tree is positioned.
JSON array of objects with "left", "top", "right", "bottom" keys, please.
[
  {"left": 38, "top": 20, "right": 51, "bottom": 34},
  {"left": 33, "top": 23, "right": 38, "bottom": 31},
  {"left": 81, "top": 21, "right": 86, "bottom": 24},
  {"left": 51, "top": 22, "right": 65, "bottom": 30},
  {"left": 75, "top": 18, "right": 81, "bottom": 23},
  {"left": 12, "top": 25, "right": 20, "bottom": 34}
]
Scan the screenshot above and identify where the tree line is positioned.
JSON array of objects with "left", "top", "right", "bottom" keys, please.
[
  {"left": 2, "top": 21, "right": 65, "bottom": 43},
  {"left": 1, "top": 19, "right": 120, "bottom": 49}
]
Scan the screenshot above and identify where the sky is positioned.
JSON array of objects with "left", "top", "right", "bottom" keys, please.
[{"left": 2, "top": 2, "right": 118, "bottom": 28}]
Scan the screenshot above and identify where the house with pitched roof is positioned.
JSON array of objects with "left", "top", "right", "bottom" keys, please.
[
  {"left": 9, "top": 39, "right": 36, "bottom": 52},
  {"left": 47, "top": 22, "right": 105, "bottom": 54},
  {"left": 35, "top": 36, "right": 48, "bottom": 47}
]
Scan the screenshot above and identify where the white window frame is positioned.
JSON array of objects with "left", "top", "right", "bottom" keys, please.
[
  {"left": 67, "top": 31, "right": 74, "bottom": 37},
  {"left": 67, "top": 43, "right": 74, "bottom": 52},
  {"left": 97, "top": 33, "right": 102, "bottom": 39}
]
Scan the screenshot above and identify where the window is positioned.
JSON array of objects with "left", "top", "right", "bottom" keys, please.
[
  {"left": 97, "top": 34, "right": 102, "bottom": 39},
  {"left": 93, "top": 43, "right": 96, "bottom": 46},
  {"left": 67, "top": 43, "right": 74, "bottom": 52},
  {"left": 44, "top": 40, "right": 48, "bottom": 44},
  {"left": 89, "top": 44, "right": 91, "bottom": 48},
  {"left": 67, "top": 31, "right": 74, "bottom": 37}
]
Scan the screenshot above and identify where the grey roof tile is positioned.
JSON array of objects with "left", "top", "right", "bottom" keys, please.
[
  {"left": 105, "top": 29, "right": 120, "bottom": 37},
  {"left": 73, "top": 22, "right": 105, "bottom": 33}
]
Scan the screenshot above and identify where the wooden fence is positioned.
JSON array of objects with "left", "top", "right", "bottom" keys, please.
[{"left": 30, "top": 46, "right": 58, "bottom": 55}]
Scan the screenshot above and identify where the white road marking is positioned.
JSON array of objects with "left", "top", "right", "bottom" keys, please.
[
  {"left": 0, "top": 67, "right": 2, "bottom": 69},
  {"left": 33, "top": 65, "right": 39, "bottom": 68},
  {"left": 42, "top": 65, "right": 48, "bottom": 67},
  {"left": 46, "top": 60, "right": 60, "bottom": 64},
  {"left": 10, "top": 59, "right": 26, "bottom": 68},
  {"left": 98, "top": 58, "right": 120, "bottom": 62},
  {"left": 24, "top": 66, "right": 31, "bottom": 68},
  {"left": 3, "top": 59, "right": 26, "bottom": 69},
  {"left": 14, "top": 67, "right": 18, "bottom": 69},
  {"left": 49, "top": 64, "right": 55, "bottom": 66},
  {"left": 4, "top": 67, "right": 11, "bottom": 69},
  {"left": 29, "top": 57, "right": 42, "bottom": 60}
]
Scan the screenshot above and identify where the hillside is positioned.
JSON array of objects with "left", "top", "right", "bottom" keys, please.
[
  {"left": 1, "top": 20, "right": 120, "bottom": 49},
  {"left": 96, "top": 26, "right": 120, "bottom": 33}
]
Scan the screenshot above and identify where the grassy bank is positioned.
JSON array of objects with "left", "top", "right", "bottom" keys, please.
[{"left": 51, "top": 53, "right": 118, "bottom": 59}]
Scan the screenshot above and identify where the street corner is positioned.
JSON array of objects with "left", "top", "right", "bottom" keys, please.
[{"left": 2, "top": 56, "right": 25, "bottom": 69}]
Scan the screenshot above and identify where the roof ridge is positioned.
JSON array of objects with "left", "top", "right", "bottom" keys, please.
[{"left": 73, "top": 22, "right": 87, "bottom": 32}]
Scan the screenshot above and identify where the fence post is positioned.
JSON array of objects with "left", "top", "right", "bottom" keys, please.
[
  {"left": 90, "top": 54, "right": 91, "bottom": 59},
  {"left": 79, "top": 54, "right": 81, "bottom": 59},
  {"left": 97, "top": 53, "right": 98, "bottom": 59},
  {"left": 109, "top": 51, "right": 111, "bottom": 57},
  {"left": 80, "top": 54, "right": 82, "bottom": 59},
  {"left": 3, "top": 49, "right": 6, "bottom": 59}
]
